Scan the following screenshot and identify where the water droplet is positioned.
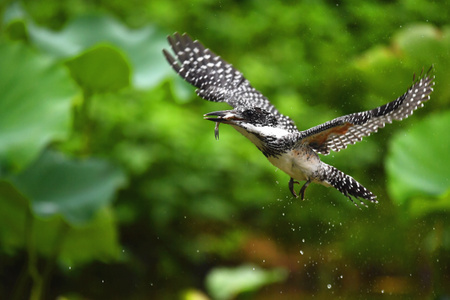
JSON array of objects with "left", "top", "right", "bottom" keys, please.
[
  {"left": 68, "top": 266, "right": 72, "bottom": 270},
  {"left": 102, "top": 280, "right": 105, "bottom": 283},
  {"left": 300, "top": 250, "right": 304, "bottom": 255},
  {"left": 381, "top": 290, "right": 384, "bottom": 294},
  {"left": 327, "top": 284, "right": 332, "bottom": 289}
]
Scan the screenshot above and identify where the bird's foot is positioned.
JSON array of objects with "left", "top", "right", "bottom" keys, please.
[
  {"left": 288, "top": 178, "right": 311, "bottom": 201},
  {"left": 289, "top": 178, "right": 300, "bottom": 198},
  {"left": 299, "top": 180, "right": 311, "bottom": 201}
]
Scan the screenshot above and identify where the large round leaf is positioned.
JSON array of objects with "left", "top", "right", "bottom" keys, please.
[
  {"left": 386, "top": 111, "right": 450, "bottom": 206},
  {"left": 31, "top": 207, "right": 120, "bottom": 265},
  {"left": 10, "top": 150, "right": 126, "bottom": 225},
  {"left": 65, "top": 44, "right": 130, "bottom": 93},
  {"left": 0, "top": 180, "right": 120, "bottom": 264},
  {"left": 27, "top": 13, "right": 168, "bottom": 89},
  {"left": 0, "top": 41, "right": 78, "bottom": 170}
]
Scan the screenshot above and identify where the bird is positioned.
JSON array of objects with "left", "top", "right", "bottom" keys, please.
[{"left": 163, "top": 32, "right": 434, "bottom": 207}]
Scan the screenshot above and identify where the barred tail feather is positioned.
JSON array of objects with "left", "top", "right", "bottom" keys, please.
[{"left": 322, "top": 164, "right": 378, "bottom": 207}]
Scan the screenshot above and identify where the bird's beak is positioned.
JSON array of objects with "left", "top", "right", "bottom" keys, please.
[
  {"left": 203, "top": 110, "right": 243, "bottom": 123},
  {"left": 203, "top": 110, "right": 243, "bottom": 140}
]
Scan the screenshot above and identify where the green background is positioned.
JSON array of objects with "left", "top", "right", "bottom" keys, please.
[{"left": 0, "top": 1, "right": 449, "bottom": 299}]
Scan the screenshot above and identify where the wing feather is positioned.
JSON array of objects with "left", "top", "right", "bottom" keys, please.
[
  {"left": 300, "top": 69, "right": 435, "bottom": 155},
  {"left": 163, "top": 32, "right": 298, "bottom": 132}
]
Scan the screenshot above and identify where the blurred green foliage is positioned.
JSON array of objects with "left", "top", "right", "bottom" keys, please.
[
  {"left": 387, "top": 111, "right": 450, "bottom": 208},
  {"left": 0, "top": 1, "right": 449, "bottom": 299},
  {"left": 0, "top": 40, "right": 76, "bottom": 170}
]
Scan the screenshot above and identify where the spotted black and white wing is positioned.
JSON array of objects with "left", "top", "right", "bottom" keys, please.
[
  {"left": 300, "top": 69, "right": 435, "bottom": 155},
  {"left": 163, "top": 32, "right": 298, "bottom": 133}
]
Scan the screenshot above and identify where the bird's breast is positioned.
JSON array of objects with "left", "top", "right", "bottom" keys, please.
[{"left": 268, "top": 145, "right": 322, "bottom": 182}]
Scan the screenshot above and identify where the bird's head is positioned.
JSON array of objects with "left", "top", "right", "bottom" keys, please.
[{"left": 203, "top": 107, "right": 289, "bottom": 141}]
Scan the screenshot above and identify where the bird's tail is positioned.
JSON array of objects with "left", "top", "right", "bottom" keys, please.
[{"left": 321, "top": 163, "right": 378, "bottom": 207}]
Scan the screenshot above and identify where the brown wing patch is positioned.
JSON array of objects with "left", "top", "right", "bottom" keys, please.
[{"left": 306, "top": 122, "right": 354, "bottom": 148}]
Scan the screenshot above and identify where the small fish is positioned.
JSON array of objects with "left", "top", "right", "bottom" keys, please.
[{"left": 214, "top": 122, "right": 220, "bottom": 140}]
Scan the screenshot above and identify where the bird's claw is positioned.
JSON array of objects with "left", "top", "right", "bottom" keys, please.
[
  {"left": 299, "top": 180, "right": 311, "bottom": 201},
  {"left": 289, "top": 178, "right": 311, "bottom": 201},
  {"left": 289, "top": 178, "right": 300, "bottom": 198}
]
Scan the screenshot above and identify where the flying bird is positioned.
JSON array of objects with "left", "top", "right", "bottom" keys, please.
[{"left": 163, "top": 32, "right": 434, "bottom": 207}]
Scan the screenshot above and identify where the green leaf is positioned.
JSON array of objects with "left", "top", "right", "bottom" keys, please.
[
  {"left": 31, "top": 207, "right": 120, "bottom": 265},
  {"left": 386, "top": 111, "right": 450, "bottom": 206},
  {"left": 65, "top": 44, "right": 130, "bottom": 93},
  {"left": 205, "top": 264, "right": 287, "bottom": 300},
  {"left": 0, "top": 41, "right": 78, "bottom": 171},
  {"left": 5, "top": 19, "right": 28, "bottom": 41},
  {"left": 10, "top": 149, "right": 126, "bottom": 225},
  {"left": 0, "top": 181, "right": 120, "bottom": 264},
  {"left": 27, "top": 13, "right": 169, "bottom": 89},
  {"left": 0, "top": 180, "right": 30, "bottom": 253},
  {"left": 393, "top": 24, "right": 442, "bottom": 60},
  {"left": 408, "top": 191, "right": 450, "bottom": 219},
  {"left": 58, "top": 207, "right": 120, "bottom": 264}
]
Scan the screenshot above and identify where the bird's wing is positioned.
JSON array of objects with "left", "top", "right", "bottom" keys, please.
[
  {"left": 163, "top": 32, "right": 298, "bottom": 133},
  {"left": 299, "top": 69, "right": 435, "bottom": 155}
]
